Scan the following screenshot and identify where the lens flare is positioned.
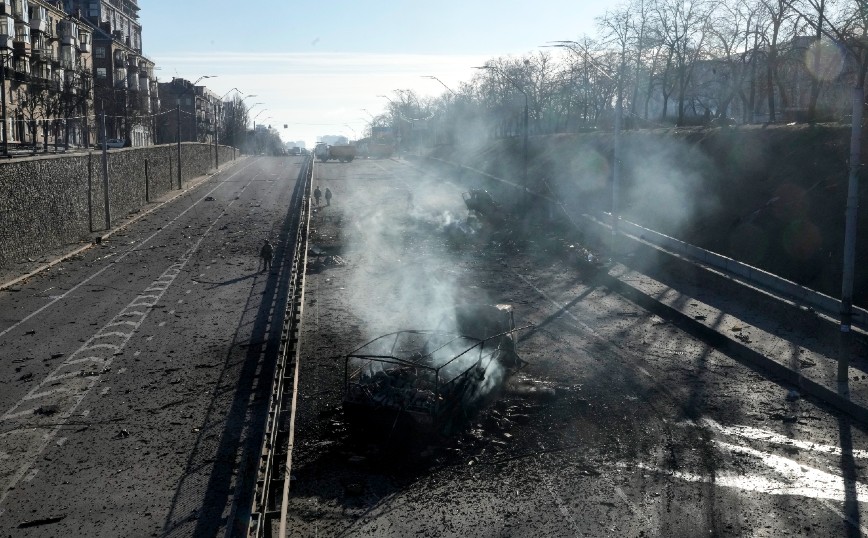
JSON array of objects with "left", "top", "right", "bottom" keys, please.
[{"left": 805, "top": 40, "right": 845, "bottom": 81}]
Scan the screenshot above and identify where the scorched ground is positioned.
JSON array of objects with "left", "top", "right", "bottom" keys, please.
[{"left": 289, "top": 157, "right": 867, "bottom": 537}]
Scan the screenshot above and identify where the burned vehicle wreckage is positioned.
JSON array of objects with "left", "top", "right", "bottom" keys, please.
[{"left": 343, "top": 305, "right": 524, "bottom": 438}]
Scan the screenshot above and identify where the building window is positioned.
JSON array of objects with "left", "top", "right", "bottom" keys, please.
[
  {"left": 96, "top": 67, "right": 106, "bottom": 78},
  {"left": 94, "top": 46, "right": 106, "bottom": 59}
]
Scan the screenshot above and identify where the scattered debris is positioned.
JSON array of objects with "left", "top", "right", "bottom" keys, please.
[
  {"left": 343, "top": 305, "right": 524, "bottom": 437},
  {"left": 17, "top": 515, "right": 67, "bottom": 529},
  {"left": 80, "top": 366, "right": 111, "bottom": 377},
  {"left": 205, "top": 196, "right": 216, "bottom": 201},
  {"left": 18, "top": 372, "right": 34, "bottom": 382},
  {"left": 785, "top": 389, "right": 800, "bottom": 401},
  {"left": 116, "top": 428, "right": 130, "bottom": 439},
  {"left": 34, "top": 405, "right": 59, "bottom": 416}
]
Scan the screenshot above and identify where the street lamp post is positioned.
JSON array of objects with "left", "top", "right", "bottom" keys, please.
[
  {"left": 215, "top": 87, "right": 240, "bottom": 169},
  {"left": 0, "top": 26, "right": 12, "bottom": 157},
  {"left": 0, "top": 51, "right": 8, "bottom": 158},
  {"left": 474, "top": 65, "right": 528, "bottom": 185},
  {"left": 423, "top": 76, "right": 459, "bottom": 146},
  {"left": 550, "top": 40, "right": 625, "bottom": 256},
  {"left": 378, "top": 94, "right": 403, "bottom": 155},
  {"left": 176, "top": 75, "right": 215, "bottom": 189},
  {"left": 422, "top": 75, "right": 456, "bottom": 96},
  {"left": 252, "top": 108, "right": 268, "bottom": 130}
]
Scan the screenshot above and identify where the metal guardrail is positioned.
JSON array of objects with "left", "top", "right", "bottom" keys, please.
[
  {"left": 244, "top": 155, "right": 313, "bottom": 538},
  {"left": 595, "top": 212, "right": 868, "bottom": 332}
]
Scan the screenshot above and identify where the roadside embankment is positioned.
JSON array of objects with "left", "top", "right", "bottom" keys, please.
[{"left": 432, "top": 123, "right": 867, "bottom": 308}]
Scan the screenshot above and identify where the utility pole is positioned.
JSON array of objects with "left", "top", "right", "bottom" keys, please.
[
  {"left": 1, "top": 52, "right": 7, "bottom": 158},
  {"left": 839, "top": 82, "right": 864, "bottom": 389},
  {"left": 100, "top": 109, "right": 111, "bottom": 229},
  {"left": 214, "top": 101, "right": 219, "bottom": 169},
  {"left": 176, "top": 102, "right": 182, "bottom": 189}
]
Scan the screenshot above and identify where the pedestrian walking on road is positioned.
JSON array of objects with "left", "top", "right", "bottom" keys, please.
[
  {"left": 259, "top": 239, "right": 274, "bottom": 272},
  {"left": 325, "top": 187, "right": 332, "bottom": 206},
  {"left": 314, "top": 186, "right": 322, "bottom": 206}
]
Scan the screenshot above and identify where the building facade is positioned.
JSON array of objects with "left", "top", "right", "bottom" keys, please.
[
  {"left": 156, "top": 79, "right": 223, "bottom": 146},
  {"left": 0, "top": 0, "right": 95, "bottom": 150},
  {"left": 66, "top": 0, "right": 156, "bottom": 146}
]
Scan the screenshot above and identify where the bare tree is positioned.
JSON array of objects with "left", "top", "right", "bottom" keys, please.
[{"left": 653, "top": 0, "right": 715, "bottom": 124}]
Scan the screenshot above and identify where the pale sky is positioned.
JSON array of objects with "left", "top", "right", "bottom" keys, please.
[{"left": 141, "top": 0, "right": 623, "bottom": 147}]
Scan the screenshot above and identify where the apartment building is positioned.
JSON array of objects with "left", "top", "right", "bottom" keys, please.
[
  {"left": 66, "top": 0, "right": 156, "bottom": 146},
  {"left": 156, "top": 79, "right": 223, "bottom": 146},
  {"left": 0, "top": 0, "right": 94, "bottom": 151}
]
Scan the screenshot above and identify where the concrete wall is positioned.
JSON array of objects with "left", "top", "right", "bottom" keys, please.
[{"left": 0, "top": 143, "right": 237, "bottom": 268}]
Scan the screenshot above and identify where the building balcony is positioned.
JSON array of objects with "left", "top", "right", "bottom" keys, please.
[
  {"left": 29, "top": 17, "right": 46, "bottom": 33},
  {"left": 10, "top": 1, "right": 25, "bottom": 21},
  {"left": 31, "top": 45, "right": 50, "bottom": 60},
  {"left": 77, "top": 33, "right": 90, "bottom": 53},
  {"left": 12, "top": 23, "right": 28, "bottom": 43},
  {"left": 11, "top": 69, "right": 28, "bottom": 83},
  {"left": 0, "top": 3, "right": 10, "bottom": 16},
  {"left": 12, "top": 39, "right": 29, "bottom": 53}
]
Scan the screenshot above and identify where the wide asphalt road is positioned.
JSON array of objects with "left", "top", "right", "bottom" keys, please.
[
  {"left": 289, "top": 156, "right": 868, "bottom": 537},
  {"left": 0, "top": 156, "right": 304, "bottom": 537}
]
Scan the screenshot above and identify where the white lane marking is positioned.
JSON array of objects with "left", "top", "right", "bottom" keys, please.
[
  {"left": 158, "top": 322, "right": 166, "bottom": 327},
  {"left": 614, "top": 486, "right": 643, "bottom": 518},
  {"left": 536, "top": 458, "right": 584, "bottom": 537},
  {"left": 818, "top": 498, "right": 868, "bottom": 536},
  {"left": 168, "top": 310, "right": 175, "bottom": 315},
  {"left": 515, "top": 273, "right": 605, "bottom": 340},
  {"left": 117, "top": 368, "right": 127, "bottom": 375},
  {"left": 133, "top": 351, "right": 141, "bottom": 357},
  {"left": 23, "top": 469, "right": 38, "bottom": 482},
  {"left": 23, "top": 387, "right": 71, "bottom": 401},
  {"left": 44, "top": 372, "right": 82, "bottom": 383},
  {"left": 0, "top": 159, "right": 258, "bottom": 339},
  {"left": 177, "top": 299, "right": 184, "bottom": 304},
  {"left": 92, "top": 332, "right": 132, "bottom": 340},
  {"left": 146, "top": 336, "right": 154, "bottom": 342},
  {"left": 100, "top": 387, "right": 110, "bottom": 396},
  {"left": 186, "top": 290, "right": 191, "bottom": 294},
  {"left": 0, "top": 177, "right": 253, "bottom": 507},
  {"left": 66, "top": 356, "right": 110, "bottom": 365},
  {"left": 79, "top": 343, "right": 120, "bottom": 353},
  {"left": 105, "top": 321, "right": 138, "bottom": 329},
  {"left": 56, "top": 438, "right": 67, "bottom": 447}
]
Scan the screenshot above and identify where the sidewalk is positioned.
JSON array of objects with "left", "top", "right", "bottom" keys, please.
[
  {"left": 0, "top": 157, "right": 246, "bottom": 292},
  {"left": 601, "top": 235, "right": 868, "bottom": 423}
]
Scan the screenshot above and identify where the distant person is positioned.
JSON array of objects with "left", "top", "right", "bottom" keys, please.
[
  {"left": 324, "top": 187, "right": 332, "bottom": 206},
  {"left": 259, "top": 239, "right": 274, "bottom": 272},
  {"left": 314, "top": 186, "right": 322, "bottom": 206}
]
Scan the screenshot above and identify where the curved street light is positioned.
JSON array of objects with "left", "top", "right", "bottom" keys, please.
[
  {"left": 548, "top": 40, "right": 624, "bottom": 257},
  {"left": 422, "top": 75, "right": 457, "bottom": 96}
]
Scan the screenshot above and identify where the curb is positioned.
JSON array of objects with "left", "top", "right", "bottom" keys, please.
[
  {"left": 0, "top": 157, "right": 246, "bottom": 292},
  {"left": 597, "top": 270, "right": 868, "bottom": 425}
]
